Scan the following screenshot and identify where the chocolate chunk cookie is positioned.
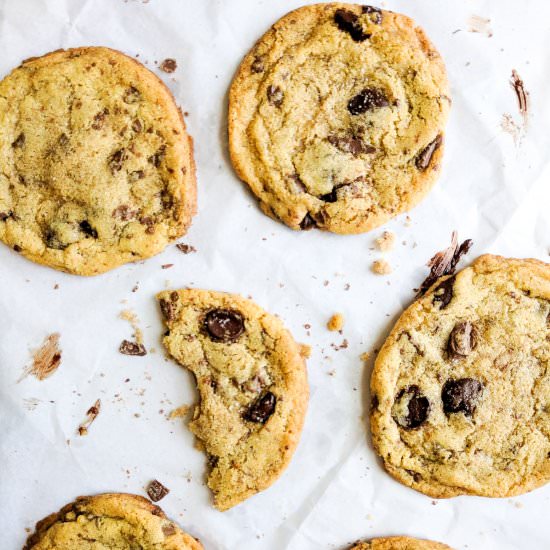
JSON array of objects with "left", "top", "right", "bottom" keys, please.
[
  {"left": 0, "top": 47, "right": 196, "bottom": 275},
  {"left": 229, "top": 4, "right": 449, "bottom": 234},
  {"left": 371, "top": 255, "right": 550, "bottom": 498},
  {"left": 351, "top": 537, "right": 451, "bottom": 549},
  {"left": 157, "top": 289, "right": 309, "bottom": 510},
  {"left": 24, "top": 493, "right": 202, "bottom": 549}
]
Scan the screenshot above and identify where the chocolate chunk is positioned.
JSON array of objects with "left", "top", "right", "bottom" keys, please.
[
  {"left": 13, "top": 244, "right": 21, "bottom": 252},
  {"left": 328, "top": 134, "right": 375, "bottom": 156},
  {"left": 148, "top": 145, "right": 166, "bottom": 167},
  {"left": 123, "top": 86, "right": 141, "bottom": 104},
  {"left": 159, "top": 58, "right": 177, "bottom": 73},
  {"left": 12, "top": 133, "right": 25, "bottom": 148},
  {"left": 139, "top": 216, "right": 156, "bottom": 234},
  {"left": 415, "top": 134, "right": 443, "bottom": 171},
  {"left": 0, "top": 211, "right": 12, "bottom": 221},
  {"left": 362, "top": 5, "right": 383, "bottom": 24},
  {"left": 448, "top": 321, "right": 478, "bottom": 358},
  {"left": 442, "top": 378, "right": 483, "bottom": 416},
  {"left": 162, "top": 524, "right": 177, "bottom": 537},
  {"left": 251, "top": 56, "right": 265, "bottom": 73},
  {"left": 79, "top": 221, "right": 98, "bottom": 238},
  {"left": 244, "top": 391, "right": 277, "bottom": 423},
  {"left": 393, "top": 385, "right": 430, "bottom": 429},
  {"left": 159, "top": 294, "right": 178, "bottom": 321},
  {"left": 112, "top": 205, "right": 137, "bottom": 221},
  {"left": 348, "top": 88, "right": 389, "bottom": 115},
  {"left": 176, "top": 243, "right": 196, "bottom": 254},
  {"left": 132, "top": 119, "right": 143, "bottom": 133},
  {"left": 370, "top": 393, "right": 379, "bottom": 412},
  {"left": 299, "top": 213, "right": 317, "bottom": 230},
  {"left": 92, "top": 108, "right": 109, "bottom": 130},
  {"left": 334, "top": 9, "right": 370, "bottom": 42},
  {"left": 109, "top": 149, "right": 128, "bottom": 173},
  {"left": 146, "top": 479, "right": 170, "bottom": 502},
  {"left": 119, "top": 340, "right": 147, "bottom": 356},
  {"left": 204, "top": 309, "right": 245, "bottom": 342},
  {"left": 432, "top": 276, "right": 455, "bottom": 309},
  {"left": 267, "top": 85, "right": 284, "bottom": 107}
]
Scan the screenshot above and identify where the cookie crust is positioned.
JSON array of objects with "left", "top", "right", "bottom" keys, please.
[
  {"left": 371, "top": 255, "right": 550, "bottom": 498},
  {"left": 0, "top": 46, "right": 196, "bottom": 275},
  {"left": 229, "top": 3, "right": 449, "bottom": 234},
  {"left": 24, "top": 493, "right": 202, "bottom": 549},
  {"left": 157, "top": 289, "right": 309, "bottom": 510},
  {"left": 351, "top": 536, "right": 451, "bottom": 549}
]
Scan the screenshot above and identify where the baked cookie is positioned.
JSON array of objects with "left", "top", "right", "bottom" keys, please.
[
  {"left": 371, "top": 255, "right": 550, "bottom": 498},
  {"left": 351, "top": 536, "right": 451, "bottom": 549},
  {"left": 157, "top": 289, "right": 309, "bottom": 510},
  {"left": 0, "top": 47, "right": 196, "bottom": 275},
  {"left": 24, "top": 493, "right": 202, "bottom": 549},
  {"left": 229, "top": 3, "right": 449, "bottom": 234}
]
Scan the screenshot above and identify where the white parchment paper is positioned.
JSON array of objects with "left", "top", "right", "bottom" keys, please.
[{"left": 1, "top": 1, "right": 549, "bottom": 548}]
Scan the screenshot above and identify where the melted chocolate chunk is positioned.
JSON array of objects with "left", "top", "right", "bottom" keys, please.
[
  {"left": 204, "top": 309, "right": 245, "bottom": 342},
  {"left": 79, "top": 221, "right": 98, "bottom": 239},
  {"left": 393, "top": 385, "right": 430, "bottom": 429},
  {"left": 0, "top": 211, "right": 13, "bottom": 221},
  {"left": 299, "top": 213, "right": 317, "bottom": 230},
  {"left": 109, "top": 149, "right": 128, "bottom": 173},
  {"left": 447, "top": 321, "right": 478, "bottom": 358},
  {"left": 159, "top": 292, "right": 179, "bottom": 322},
  {"left": 442, "top": 378, "right": 483, "bottom": 416},
  {"left": 362, "top": 5, "right": 383, "bottom": 24},
  {"left": 148, "top": 145, "right": 166, "bottom": 168},
  {"left": 92, "top": 108, "right": 109, "bottom": 130},
  {"left": 146, "top": 479, "right": 170, "bottom": 502},
  {"left": 251, "top": 56, "right": 265, "bottom": 73},
  {"left": 415, "top": 134, "right": 443, "bottom": 171},
  {"left": 432, "top": 276, "right": 455, "bottom": 309},
  {"left": 348, "top": 88, "right": 389, "bottom": 115},
  {"left": 119, "top": 340, "right": 147, "bottom": 356},
  {"left": 328, "top": 134, "right": 375, "bottom": 156},
  {"left": 267, "top": 85, "right": 284, "bottom": 107},
  {"left": 244, "top": 391, "right": 277, "bottom": 423},
  {"left": 334, "top": 9, "right": 371, "bottom": 42},
  {"left": 123, "top": 86, "right": 141, "bottom": 104},
  {"left": 12, "top": 133, "right": 25, "bottom": 148}
]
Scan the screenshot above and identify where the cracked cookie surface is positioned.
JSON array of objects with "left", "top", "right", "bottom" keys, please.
[
  {"left": 24, "top": 493, "right": 202, "bottom": 549},
  {"left": 0, "top": 47, "right": 196, "bottom": 275},
  {"left": 229, "top": 3, "right": 449, "bottom": 234},
  {"left": 371, "top": 255, "right": 550, "bottom": 498},
  {"left": 351, "top": 537, "right": 451, "bottom": 550},
  {"left": 157, "top": 289, "right": 309, "bottom": 510}
]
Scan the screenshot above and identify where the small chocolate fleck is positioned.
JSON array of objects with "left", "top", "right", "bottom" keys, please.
[
  {"left": 393, "top": 385, "right": 430, "bottom": 429},
  {"left": 12, "top": 133, "right": 25, "bottom": 148},
  {"left": 442, "top": 378, "right": 483, "bottom": 416},
  {"left": 334, "top": 9, "right": 370, "bottom": 42},
  {"left": 119, "top": 340, "right": 147, "bottom": 356},
  {"left": 112, "top": 205, "right": 137, "bottom": 221},
  {"left": 0, "top": 211, "right": 13, "bottom": 221},
  {"left": 162, "top": 523, "right": 177, "bottom": 537},
  {"left": 447, "top": 321, "right": 478, "bottom": 358},
  {"left": 204, "top": 309, "right": 245, "bottom": 342},
  {"left": 148, "top": 145, "right": 166, "bottom": 168},
  {"left": 244, "top": 391, "right": 277, "bottom": 423},
  {"left": 129, "top": 170, "right": 145, "bottom": 182},
  {"left": 328, "top": 134, "right": 375, "bottom": 156},
  {"left": 299, "top": 213, "right": 317, "bottom": 230},
  {"left": 267, "top": 85, "right": 284, "bottom": 107},
  {"left": 348, "top": 87, "right": 389, "bottom": 115},
  {"left": 132, "top": 119, "right": 143, "bottom": 133},
  {"left": 139, "top": 216, "right": 156, "bottom": 234},
  {"left": 362, "top": 5, "right": 383, "bottom": 24},
  {"left": 79, "top": 221, "right": 98, "bottom": 239},
  {"left": 147, "top": 479, "right": 170, "bottom": 502},
  {"left": 415, "top": 134, "right": 443, "bottom": 171},
  {"left": 109, "top": 149, "right": 128, "bottom": 173},
  {"left": 251, "top": 56, "right": 265, "bottom": 73},
  {"left": 159, "top": 58, "right": 177, "bottom": 73},
  {"left": 59, "top": 133, "right": 69, "bottom": 146},
  {"left": 91, "top": 108, "right": 109, "bottom": 130},
  {"left": 13, "top": 244, "right": 22, "bottom": 252},
  {"left": 123, "top": 86, "right": 141, "bottom": 104},
  {"left": 176, "top": 243, "right": 196, "bottom": 254}
]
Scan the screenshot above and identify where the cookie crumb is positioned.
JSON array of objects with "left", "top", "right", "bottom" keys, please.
[
  {"left": 327, "top": 313, "right": 345, "bottom": 332},
  {"left": 372, "top": 259, "right": 392, "bottom": 275},
  {"left": 375, "top": 230, "right": 396, "bottom": 252},
  {"left": 78, "top": 399, "right": 101, "bottom": 436},
  {"left": 146, "top": 479, "right": 170, "bottom": 502},
  {"left": 168, "top": 405, "right": 190, "bottom": 419},
  {"left": 176, "top": 243, "right": 196, "bottom": 254},
  {"left": 120, "top": 309, "right": 144, "bottom": 344},
  {"left": 299, "top": 343, "right": 312, "bottom": 358},
  {"left": 360, "top": 351, "right": 370, "bottom": 362},
  {"left": 21, "top": 333, "right": 62, "bottom": 381},
  {"left": 159, "top": 58, "right": 177, "bottom": 73}
]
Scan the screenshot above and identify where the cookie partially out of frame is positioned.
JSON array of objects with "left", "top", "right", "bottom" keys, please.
[
  {"left": 371, "top": 255, "right": 550, "bottom": 498},
  {"left": 229, "top": 3, "right": 450, "bottom": 234},
  {"left": 0, "top": 46, "right": 196, "bottom": 275},
  {"left": 157, "top": 288, "right": 309, "bottom": 510},
  {"left": 24, "top": 493, "right": 202, "bottom": 549},
  {"left": 351, "top": 536, "right": 451, "bottom": 549}
]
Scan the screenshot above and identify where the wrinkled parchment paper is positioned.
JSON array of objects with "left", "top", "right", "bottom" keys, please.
[{"left": 1, "top": 1, "right": 549, "bottom": 548}]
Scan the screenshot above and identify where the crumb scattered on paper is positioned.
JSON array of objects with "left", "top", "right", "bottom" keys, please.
[
  {"left": 510, "top": 69, "right": 529, "bottom": 123},
  {"left": 501, "top": 113, "right": 522, "bottom": 146},
  {"left": 21, "top": 333, "right": 62, "bottom": 381},
  {"left": 299, "top": 343, "right": 312, "bottom": 358},
  {"left": 176, "top": 243, "right": 196, "bottom": 254},
  {"left": 159, "top": 58, "right": 177, "bottom": 73},
  {"left": 372, "top": 259, "right": 392, "bottom": 275},
  {"left": 119, "top": 340, "right": 147, "bottom": 356},
  {"left": 23, "top": 397, "right": 41, "bottom": 411},
  {"left": 503, "top": 69, "right": 530, "bottom": 145},
  {"left": 327, "top": 313, "right": 345, "bottom": 332},
  {"left": 78, "top": 399, "right": 101, "bottom": 436},
  {"left": 376, "top": 231, "right": 396, "bottom": 252},
  {"left": 120, "top": 309, "right": 144, "bottom": 344},
  {"left": 467, "top": 15, "right": 493, "bottom": 37},
  {"left": 161, "top": 263, "right": 174, "bottom": 269},
  {"left": 360, "top": 352, "right": 370, "bottom": 362},
  {"left": 168, "top": 405, "right": 190, "bottom": 419}
]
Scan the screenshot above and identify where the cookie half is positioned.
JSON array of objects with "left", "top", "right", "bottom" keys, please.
[
  {"left": 351, "top": 537, "right": 451, "bottom": 549},
  {"left": 157, "top": 289, "right": 309, "bottom": 510},
  {"left": 229, "top": 3, "right": 449, "bottom": 234},
  {"left": 371, "top": 255, "right": 550, "bottom": 498},
  {"left": 0, "top": 46, "right": 196, "bottom": 275},
  {"left": 24, "top": 493, "right": 202, "bottom": 549}
]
